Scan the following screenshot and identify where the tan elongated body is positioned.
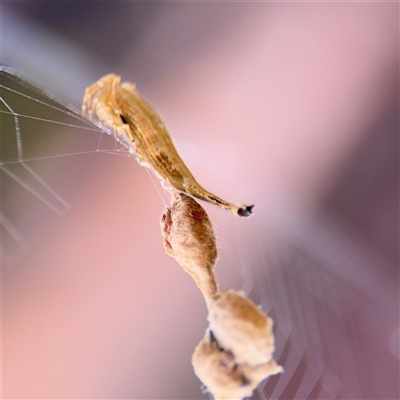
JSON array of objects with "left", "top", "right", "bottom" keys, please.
[{"left": 82, "top": 74, "right": 253, "bottom": 217}]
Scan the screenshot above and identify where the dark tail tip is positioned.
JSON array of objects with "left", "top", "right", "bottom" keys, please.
[{"left": 237, "top": 205, "right": 254, "bottom": 217}]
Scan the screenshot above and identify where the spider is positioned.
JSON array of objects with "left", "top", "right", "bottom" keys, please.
[{"left": 82, "top": 74, "right": 253, "bottom": 217}]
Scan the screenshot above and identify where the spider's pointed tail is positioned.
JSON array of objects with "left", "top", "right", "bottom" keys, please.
[{"left": 237, "top": 205, "right": 254, "bottom": 217}]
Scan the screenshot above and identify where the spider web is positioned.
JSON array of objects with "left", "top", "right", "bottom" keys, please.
[
  {"left": 226, "top": 206, "right": 399, "bottom": 400},
  {"left": 213, "top": 103, "right": 399, "bottom": 398},
  {"left": 0, "top": 67, "right": 132, "bottom": 265},
  {"left": 1, "top": 68, "right": 398, "bottom": 400}
]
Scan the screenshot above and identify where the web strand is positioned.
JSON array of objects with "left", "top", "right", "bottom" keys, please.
[{"left": 0, "top": 69, "right": 133, "bottom": 263}]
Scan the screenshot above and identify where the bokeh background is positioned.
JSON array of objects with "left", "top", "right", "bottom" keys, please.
[{"left": 1, "top": 2, "right": 398, "bottom": 399}]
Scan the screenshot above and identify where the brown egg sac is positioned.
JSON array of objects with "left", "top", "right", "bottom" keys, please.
[
  {"left": 192, "top": 329, "right": 283, "bottom": 400},
  {"left": 160, "top": 192, "right": 218, "bottom": 299},
  {"left": 160, "top": 193, "right": 283, "bottom": 399},
  {"left": 207, "top": 290, "right": 277, "bottom": 366}
]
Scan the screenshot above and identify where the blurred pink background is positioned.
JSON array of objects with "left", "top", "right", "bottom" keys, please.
[{"left": 1, "top": 3, "right": 398, "bottom": 399}]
